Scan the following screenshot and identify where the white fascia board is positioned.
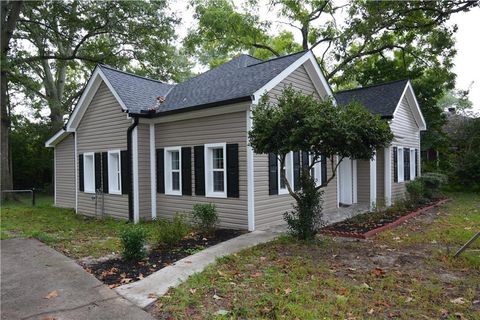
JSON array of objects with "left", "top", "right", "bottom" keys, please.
[
  {"left": 252, "top": 51, "right": 334, "bottom": 103},
  {"left": 392, "top": 81, "right": 427, "bottom": 131},
  {"left": 65, "top": 67, "right": 128, "bottom": 132},
  {"left": 45, "top": 129, "right": 69, "bottom": 147}
]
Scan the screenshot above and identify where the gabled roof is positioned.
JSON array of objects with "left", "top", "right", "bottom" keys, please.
[
  {"left": 335, "top": 79, "right": 426, "bottom": 130},
  {"left": 98, "top": 65, "right": 174, "bottom": 113},
  {"left": 335, "top": 79, "right": 409, "bottom": 117}
]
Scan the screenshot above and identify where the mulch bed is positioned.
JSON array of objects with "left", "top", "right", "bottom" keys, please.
[
  {"left": 321, "top": 198, "right": 449, "bottom": 239},
  {"left": 82, "top": 229, "right": 244, "bottom": 288}
]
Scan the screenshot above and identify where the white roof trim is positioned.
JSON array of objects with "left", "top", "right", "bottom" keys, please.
[
  {"left": 65, "top": 66, "right": 127, "bottom": 132},
  {"left": 252, "top": 51, "right": 335, "bottom": 103},
  {"left": 45, "top": 129, "right": 70, "bottom": 147},
  {"left": 393, "top": 81, "right": 427, "bottom": 130}
]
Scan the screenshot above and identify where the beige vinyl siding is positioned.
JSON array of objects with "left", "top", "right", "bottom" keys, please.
[
  {"left": 390, "top": 95, "right": 421, "bottom": 201},
  {"left": 54, "top": 134, "right": 75, "bottom": 208},
  {"left": 254, "top": 64, "right": 337, "bottom": 229},
  {"left": 137, "top": 123, "right": 152, "bottom": 220},
  {"left": 155, "top": 108, "right": 248, "bottom": 229},
  {"left": 76, "top": 82, "right": 130, "bottom": 219}
]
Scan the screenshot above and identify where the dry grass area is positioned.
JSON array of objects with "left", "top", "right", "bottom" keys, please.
[{"left": 151, "top": 193, "right": 479, "bottom": 319}]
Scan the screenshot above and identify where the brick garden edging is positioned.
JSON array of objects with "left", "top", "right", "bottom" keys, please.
[{"left": 321, "top": 198, "right": 450, "bottom": 239}]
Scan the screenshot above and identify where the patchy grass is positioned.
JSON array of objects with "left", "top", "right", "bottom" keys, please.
[
  {"left": 152, "top": 193, "right": 480, "bottom": 319},
  {"left": 0, "top": 195, "right": 157, "bottom": 259}
]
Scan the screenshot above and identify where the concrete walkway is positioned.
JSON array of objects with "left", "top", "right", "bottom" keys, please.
[
  {"left": 1, "top": 238, "right": 154, "bottom": 320},
  {"left": 115, "top": 230, "right": 278, "bottom": 308}
]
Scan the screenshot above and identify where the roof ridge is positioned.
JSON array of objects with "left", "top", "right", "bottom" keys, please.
[
  {"left": 335, "top": 78, "right": 410, "bottom": 94},
  {"left": 246, "top": 50, "right": 308, "bottom": 67},
  {"left": 98, "top": 64, "right": 174, "bottom": 86}
]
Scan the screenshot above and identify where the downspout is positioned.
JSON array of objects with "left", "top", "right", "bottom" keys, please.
[{"left": 127, "top": 116, "right": 139, "bottom": 222}]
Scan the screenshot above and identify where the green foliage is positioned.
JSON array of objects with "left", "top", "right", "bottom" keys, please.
[
  {"left": 406, "top": 179, "right": 426, "bottom": 205},
  {"left": 283, "top": 174, "right": 324, "bottom": 240},
  {"left": 155, "top": 214, "right": 191, "bottom": 247},
  {"left": 119, "top": 225, "right": 148, "bottom": 261},
  {"left": 419, "top": 172, "right": 448, "bottom": 200},
  {"left": 191, "top": 203, "right": 218, "bottom": 235}
]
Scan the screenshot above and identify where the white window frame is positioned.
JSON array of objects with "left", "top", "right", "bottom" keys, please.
[
  {"left": 205, "top": 143, "right": 227, "bottom": 198},
  {"left": 108, "top": 150, "right": 122, "bottom": 195},
  {"left": 310, "top": 154, "right": 322, "bottom": 187},
  {"left": 397, "top": 147, "right": 404, "bottom": 183},
  {"left": 83, "top": 152, "right": 95, "bottom": 194},
  {"left": 164, "top": 146, "right": 182, "bottom": 196},
  {"left": 278, "top": 152, "right": 294, "bottom": 195},
  {"left": 410, "top": 148, "right": 416, "bottom": 179}
]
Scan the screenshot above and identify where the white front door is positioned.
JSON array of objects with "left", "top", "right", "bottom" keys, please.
[{"left": 339, "top": 158, "right": 353, "bottom": 205}]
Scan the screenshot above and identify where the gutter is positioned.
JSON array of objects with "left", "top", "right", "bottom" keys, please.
[{"left": 126, "top": 115, "right": 139, "bottom": 221}]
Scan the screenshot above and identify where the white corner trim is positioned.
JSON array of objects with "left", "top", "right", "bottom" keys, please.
[
  {"left": 45, "top": 129, "right": 69, "bottom": 147},
  {"left": 75, "top": 133, "right": 78, "bottom": 212},
  {"left": 150, "top": 124, "right": 157, "bottom": 219},
  {"left": 336, "top": 156, "right": 340, "bottom": 208},
  {"left": 370, "top": 153, "right": 377, "bottom": 210},
  {"left": 132, "top": 126, "right": 140, "bottom": 223},
  {"left": 392, "top": 81, "right": 427, "bottom": 131},
  {"left": 384, "top": 147, "right": 392, "bottom": 206},
  {"left": 65, "top": 67, "right": 128, "bottom": 132},
  {"left": 246, "top": 108, "right": 255, "bottom": 231}
]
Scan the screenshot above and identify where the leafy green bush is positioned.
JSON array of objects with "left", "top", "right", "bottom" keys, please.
[
  {"left": 191, "top": 203, "right": 218, "bottom": 235},
  {"left": 120, "top": 225, "right": 147, "bottom": 261},
  {"left": 155, "top": 214, "right": 191, "bottom": 247},
  {"left": 283, "top": 174, "right": 324, "bottom": 240},
  {"left": 406, "top": 179, "right": 426, "bottom": 205},
  {"left": 419, "top": 172, "right": 447, "bottom": 200}
]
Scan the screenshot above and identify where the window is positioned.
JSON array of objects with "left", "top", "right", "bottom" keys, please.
[
  {"left": 397, "top": 147, "right": 404, "bottom": 183},
  {"left": 278, "top": 152, "right": 293, "bottom": 195},
  {"left": 83, "top": 152, "right": 95, "bottom": 193},
  {"left": 310, "top": 154, "right": 322, "bottom": 187},
  {"left": 108, "top": 150, "right": 121, "bottom": 194},
  {"left": 410, "top": 148, "right": 416, "bottom": 179},
  {"left": 165, "top": 147, "right": 182, "bottom": 195},
  {"left": 205, "top": 143, "right": 226, "bottom": 197}
]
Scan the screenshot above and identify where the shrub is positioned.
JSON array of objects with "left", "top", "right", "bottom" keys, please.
[
  {"left": 283, "top": 173, "right": 324, "bottom": 240},
  {"left": 155, "top": 214, "right": 191, "bottom": 247},
  {"left": 120, "top": 225, "right": 147, "bottom": 261},
  {"left": 191, "top": 203, "right": 218, "bottom": 235},
  {"left": 419, "top": 172, "right": 448, "bottom": 200},
  {"left": 406, "top": 179, "right": 425, "bottom": 205}
]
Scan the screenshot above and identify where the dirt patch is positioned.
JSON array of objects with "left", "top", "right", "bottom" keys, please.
[{"left": 82, "top": 229, "right": 244, "bottom": 287}]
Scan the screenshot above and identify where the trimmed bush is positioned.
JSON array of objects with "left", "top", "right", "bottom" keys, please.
[
  {"left": 419, "top": 172, "right": 447, "bottom": 200},
  {"left": 120, "top": 225, "right": 147, "bottom": 261},
  {"left": 155, "top": 214, "right": 190, "bottom": 247},
  {"left": 406, "top": 179, "right": 425, "bottom": 205},
  {"left": 192, "top": 203, "right": 218, "bottom": 235}
]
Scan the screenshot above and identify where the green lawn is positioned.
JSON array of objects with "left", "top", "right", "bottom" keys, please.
[
  {"left": 152, "top": 193, "right": 480, "bottom": 319},
  {"left": 0, "top": 195, "right": 157, "bottom": 259}
]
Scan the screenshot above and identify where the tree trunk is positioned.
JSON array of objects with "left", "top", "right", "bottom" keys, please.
[{"left": 1, "top": 0, "right": 23, "bottom": 197}]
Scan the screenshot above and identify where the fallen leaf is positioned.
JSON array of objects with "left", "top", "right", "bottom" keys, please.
[
  {"left": 359, "top": 283, "right": 373, "bottom": 290},
  {"left": 284, "top": 288, "right": 292, "bottom": 295},
  {"left": 148, "top": 293, "right": 158, "bottom": 299},
  {"left": 215, "top": 309, "right": 229, "bottom": 316},
  {"left": 251, "top": 272, "right": 262, "bottom": 278},
  {"left": 405, "top": 297, "right": 413, "bottom": 303},
  {"left": 367, "top": 308, "right": 374, "bottom": 315},
  {"left": 189, "top": 288, "right": 197, "bottom": 294},
  {"left": 371, "top": 268, "right": 385, "bottom": 277},
  {"left": 138, "top": 274, "right": 144, "bottom": 280},
  {"left": 120, "top": 278, "right": 132, "bottom": 284},
  {"left": 213, "top": 294, "right": 223, "bottom": 300},
  {"left": 347, "top": 267, "right": 357, "bottom": 272},
  {"left": 450, "top": 297, "right": 466, "bottom": 305},
  {"left": 44, "top": 290, "right": 59, "bottom": 299},
  {"left": 217, "top": 270, "right": 227, "bottom": 277}
]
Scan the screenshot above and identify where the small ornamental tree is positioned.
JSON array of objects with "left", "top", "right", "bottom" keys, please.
[{"left": 249, "top": 86, "right": 394, "bottom": 239}]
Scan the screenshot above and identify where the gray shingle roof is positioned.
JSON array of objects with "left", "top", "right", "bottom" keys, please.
[
  {"left": 335, "top": 79, "right": 409, "bottom": 117},
  {"left": 99, "top": 51, "right": 308, "bottom": 116}
]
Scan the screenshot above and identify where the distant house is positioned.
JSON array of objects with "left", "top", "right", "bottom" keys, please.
[{"left": 46, "top": 50, "right": 426, "bottom": 230}]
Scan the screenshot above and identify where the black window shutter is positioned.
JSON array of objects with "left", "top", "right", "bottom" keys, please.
[
  {"left": 226, "top": 144, "right": 239, "bottom": 197},
  {"left": 194, "top": 146, "right": 205, "bottom": 196},
  {"left": 268, "top": 153, "right": 278, "bottom": 195},
  {"left": 79, "top": 154, "right": 84, "bottom": 191},
  {"left": 94, "top": 152, "right": 101, "bottom": 191},
  {"left": 293, "top": 151, "right": 300, "bottom": 191},
  {"left": 102, "top": 152, "right": 109, "bottom": 193},
  {"left": 181, "top": 147, "right": 192, "bottom": 196},
  {"left": 393, "top": 147, "right": 398, "bottom": 183},
  {"left": 404, "top": 148, "right": 410, "bottom": 181},
  {"left": 156, "top": 148, "right": 165, "bottom": 193},
  {"left": 120, "top": 150, "right": 130, "bottom": 194},
  {"left": 321, "top": 155, "right": 327, "bottom": 186},
  {"left": 415, "top": 149, "right": 419, "bottom": 177}
]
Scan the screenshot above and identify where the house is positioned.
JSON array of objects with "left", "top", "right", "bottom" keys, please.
[{"left": 45, "top": 50, "right": 426, "bottom": 231}]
